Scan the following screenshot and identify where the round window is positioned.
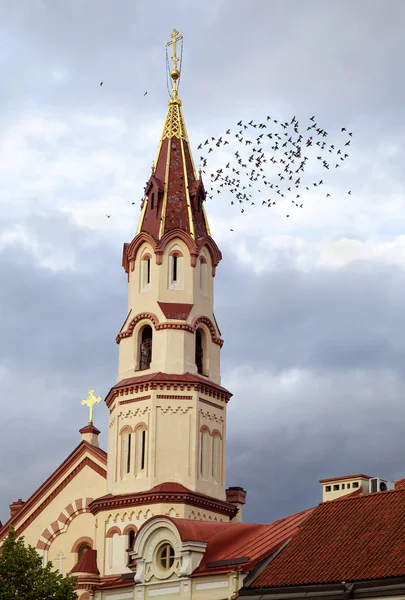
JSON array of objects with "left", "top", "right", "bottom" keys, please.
[{"left": 157, "top": 543, "right": 175, "bottom": 570}]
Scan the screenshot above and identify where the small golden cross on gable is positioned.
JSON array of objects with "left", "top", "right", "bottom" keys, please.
[
  {"left": 81, "top": 389, "right": 102, "bottom": 424},
  {"left": 166, "top": 28, "right": 183, "bottom": 76}
]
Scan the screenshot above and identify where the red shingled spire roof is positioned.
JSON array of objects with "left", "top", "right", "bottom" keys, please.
[
  {"left": 122, "top": 54, "right": 222, "bottom": 276},
  {"left": 136, "top": 91, "right": 210, "bottom": 243}
]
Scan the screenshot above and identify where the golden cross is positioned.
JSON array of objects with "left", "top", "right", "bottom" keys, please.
[
  {"left": 166, "top": 29, "right": 183, "bottom": 92},
  {"left": 81, "top": 389, "right": 102, "bottom": 424}
]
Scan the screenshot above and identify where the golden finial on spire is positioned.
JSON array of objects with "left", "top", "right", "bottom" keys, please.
[
  {"left": 81, "top": 389, "right": 102, "bottom": 424},
  {"left": 166, "top": 29, "right": 183, "bottom": 97}
]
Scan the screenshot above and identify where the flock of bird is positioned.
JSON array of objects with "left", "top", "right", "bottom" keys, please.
[
  {"left": 99, "top": 82, "right": 354, "bottom": 226},
  {"left": 196, "top": 114, "right": 353, "bottom": 225}
]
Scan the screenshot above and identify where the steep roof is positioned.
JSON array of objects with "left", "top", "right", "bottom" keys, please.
[
  {"left": 395, "top": 477, "right": 405, "bottom": 490},
  {"left": 137, "top": 508, "right": 313, "bottom": 577},
  {"left": 251, "top": 489, "right": 405, "bottom": 589},
  {"left": 194, "top": 507, "right": 313, "bottom": 575},
  {"left": 71, "top": 549, "right": 100, "bottom": 575},
  {"left": 136, "top": 92, "right": 210, "bottom": 242}
]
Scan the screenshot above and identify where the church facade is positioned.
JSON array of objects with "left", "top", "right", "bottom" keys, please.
[
  {"left": 0, "top": 29, "right": 255, "bottom": 599},
  {"left": 3, "top": 28, "right": 405, "bottom": 600}
]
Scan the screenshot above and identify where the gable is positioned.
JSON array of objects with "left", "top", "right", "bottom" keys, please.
[{"left": 0, "top": 441, "right": 107, "bottom": 546}]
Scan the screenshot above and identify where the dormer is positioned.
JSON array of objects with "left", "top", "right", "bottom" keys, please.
[
  {"left": 144, "top": 174, "right": 164, "bottom": 213},
  {"left": 130, "top": 517, "right": 207, "bottom": 584}
]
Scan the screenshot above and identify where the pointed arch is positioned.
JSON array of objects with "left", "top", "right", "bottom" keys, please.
[
  {"left": 156, "top": 229, "right": 199, "bottom": 266},
  {"left": 197, "top": 238, "right": 222, "bottom": 276}
]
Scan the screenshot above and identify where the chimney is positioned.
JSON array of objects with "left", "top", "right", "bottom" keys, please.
[
  {"left": 226, "top": 487, "right": 247, "bottom": 522},
  {"left": 9, "top": 498, "right": 25, "bottom": 518},
  {"left": 319, "top": 474, "right": 372, "bottom": 502},
  {"left": 79, "top": 423, "right": 100, "bottom": 447}
]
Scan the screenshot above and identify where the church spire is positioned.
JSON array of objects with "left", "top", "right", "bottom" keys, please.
[{"left": 135, "top": 29, "right": 211, "bottom": 244}]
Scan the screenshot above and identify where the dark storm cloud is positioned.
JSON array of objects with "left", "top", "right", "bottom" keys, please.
[
  {"left": 0, "top": 212, "right": 124, "bottom": 376},
  {"left": 1, "top": 211, "right": 405, "bottom": 523},
  {"left": 217, "top": 257, "right": 405, "bottom": 374}
]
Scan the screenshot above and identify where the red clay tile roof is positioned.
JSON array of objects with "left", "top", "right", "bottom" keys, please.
[
  {"left": 252, "top": 489, "right": 405, "bottom": 588},
  {"left": 71, "top": 549, "right": 100, "bottom": 575},
  {"left": 319, "top": 473, "right": 371, "bottom": 483},
  {"left": 395, "top": 478, "right": 405, "bottom": 490},
  {"left": 142, "top": 508, "right": 313, "bottom": 576},
  {"left": 334, "top": 487, "right": 364, "bottom": 500}
]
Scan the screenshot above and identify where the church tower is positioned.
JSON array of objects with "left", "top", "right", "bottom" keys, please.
[{"left": 91, "top": 32, "right": 245, "bottom": 538}]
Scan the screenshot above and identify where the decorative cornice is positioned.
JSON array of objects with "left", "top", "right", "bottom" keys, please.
[
  {"left": 122, "top": 230, "right": 221, "bottom": 277},
  {"left": 104, "top": 373, "right": 231, "bottom": 409},
  {"left": 88, "top": 487, "right": 237, "bottom": 518}
]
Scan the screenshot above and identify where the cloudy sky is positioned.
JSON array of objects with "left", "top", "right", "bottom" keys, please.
[{"left": 1, "top": 0, "right": 405, "bottom": 525}]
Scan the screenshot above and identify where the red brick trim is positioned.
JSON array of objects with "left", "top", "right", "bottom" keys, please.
[
  {"left": 71, "top": 537, "right": 93, "bottom": 553},
  {"left": 116, "top": 312, "right": 223, "bottom": 347},
  {"left": 122, "top": 524, "right": 138, "bottom": 536},
  {"left": 1, "top": 459, "right": 104, "bottom": 543},
  {"left": 105, "top": 374, "right": 231, "bottom": 409},
  {"left": 106, "top": 526, "right": 121, "bottom": 538},
  {"left": 37, "top": 498, "right": 95, "bottom": 551},
  {"left": 119, "top": 395, "right": 151, "bottom": 406},
  {"left": 192, "top": 315, "right": 223, "bottom": 346},
  {"left": 156, "top": 395, "right": 193, "bottom": 400},
  {"left": 123, "top": 231, "right": 222, "bottom": 278},
  {"left": 116, "top": 312, "right": 159, "bottom": 343},
  {"left": 199, "top": 398, "right": 224, "bottom": 410},
  {"left": 0, "top": 442, "right": 106, "bottom": 542}
]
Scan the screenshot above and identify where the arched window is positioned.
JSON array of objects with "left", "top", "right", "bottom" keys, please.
[
  {"left": 151, "top": 193, "right": 155, "bottom": 210},
  {"left": 78, "top": 543, "right": 91, "bottom": 560},
  {"left": 139, "top": 325, "right": 152, "bottom": 370},
  {"left": 127, "top": 528, "right": 137, "bottom": 566},
  {"left": 200, "top": 428, "right": 209, "bottom": 480},
  {"left": 135, "top": 425, "right": 147, "bottom": 475},
  {"left": 128, "top": 529, "right": 136, "bottom": 551},
  {"left": 199, "top": 256, "right": 208, "bottom": 293},
  {"left": 195, "top": 329, "right": 204, "bottom": 375},
  {"left": 168, "top": 248, "right": 184, "bottom": 289},
  {"left": 212, "top": 432, "right": 222, "bottom": 483},
  {"left": 140, "top": 253, "right": 152, "bottom": 289},
  {"left": 121, "top": 429, "right": 132, "bottom": 476}
]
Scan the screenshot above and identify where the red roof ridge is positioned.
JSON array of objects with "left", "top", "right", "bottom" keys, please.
[
  {"left": 320, "top": 487, "right": 404, "bottom": 506},
  {"left": 71, "top": 549, "right": 100, "bottom": 575},
  {"left": 319, "top": 473, "right": 372, "bottom": 483}
]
